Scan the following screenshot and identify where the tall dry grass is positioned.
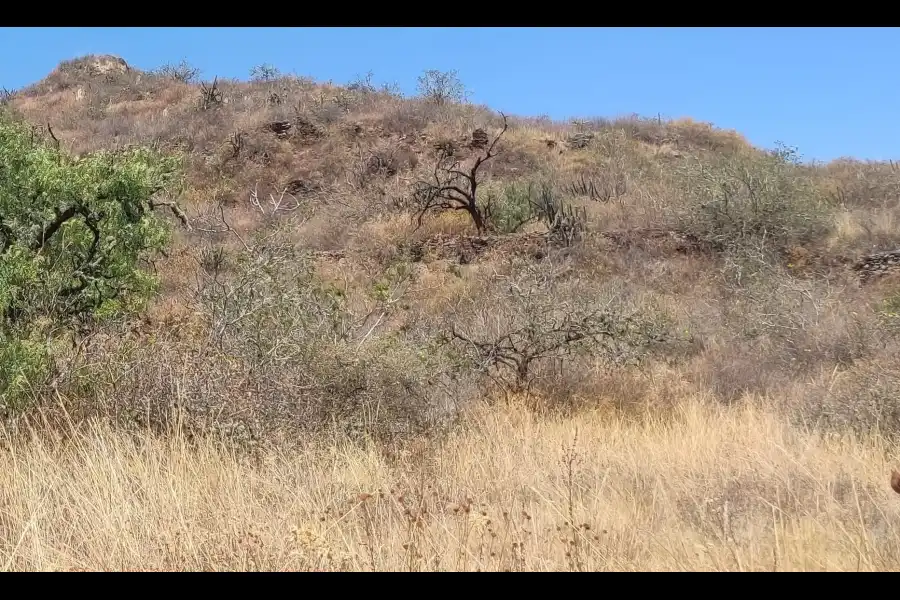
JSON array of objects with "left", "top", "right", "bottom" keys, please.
[{"left": 1, "top": 393, "right": 898, "bottom": 572}]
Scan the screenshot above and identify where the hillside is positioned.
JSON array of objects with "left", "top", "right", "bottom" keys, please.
[{"left": 1, "top": 55, "right": 900, "bottom": 571}]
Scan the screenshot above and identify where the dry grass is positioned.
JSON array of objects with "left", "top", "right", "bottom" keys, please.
[{"left": 1, "top": 395, "right": 898, "bottom": 572}]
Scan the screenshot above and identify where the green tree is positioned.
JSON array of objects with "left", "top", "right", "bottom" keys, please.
[{"left": 0, "top": 112, "right": 183, "bottom": 404}]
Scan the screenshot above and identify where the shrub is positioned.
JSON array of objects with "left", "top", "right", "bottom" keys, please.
[
  {"left": 416, "top": 69, "right": 467, "bottom": 105},
  {"left": 250, "top": 64, "right": 281, "bottom": 83},
  {"left": 671, "top": 143, "right": 830, "bottom": 255},
  {"left": 487, "top": 181, "right": 540, "bottom": 234},
  {"left": 794, "top": 359, "right": 900, "bottom": 439},
  {"left": 152, "top": 59, "right": 201, "bottom": 84},
  {"left": 0, "top": 113, "right": 182, "bottom": 407},
  {"left": 56, "top": 213, "right": 470, "bottom": 443},
  {"left": 487, "top": 181, "right": 587, "bottom": 245},
  {"left": 821, "top": 159, "right": 900, "bottom": 209},
  {"left": 444, "top": 261, "right": 671, "bottom": 395},
  {"left": 413, "top": 114, "right": 507, "bottom": 233}
]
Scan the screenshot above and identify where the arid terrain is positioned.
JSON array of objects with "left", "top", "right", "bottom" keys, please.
[{"left": 1, "top": 55, "right": 900, "bottom": 571}]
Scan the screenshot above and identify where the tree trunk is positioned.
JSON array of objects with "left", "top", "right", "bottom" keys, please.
[{"left": 468, "top": 205, "right": 485, "bottom": 233}]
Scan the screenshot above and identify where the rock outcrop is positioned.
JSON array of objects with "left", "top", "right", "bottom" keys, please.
[
  {"left": 86, "top": 55, "right": 130, "bottom": 76},
  {"left": 853, "top": 248, "right": 900, "bottom": 282}
]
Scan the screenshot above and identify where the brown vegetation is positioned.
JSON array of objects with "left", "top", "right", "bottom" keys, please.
[{"left": 3, "top": 55, "right": 900, "bottom": 571}]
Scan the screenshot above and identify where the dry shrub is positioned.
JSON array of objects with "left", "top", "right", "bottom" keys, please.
[
  {"left": 829, "top": 207, "right": 900, "bottom": 256},
  {"left": 688, "top": 262, "right": 883, "bottom": 402},
  {"left": 822, "top": 158, "right": 900, "bottom": 210},
  {"left": 346, "top": 138, "right": 419, "bottom": 191},
  {"left": 44, "top": 212, "right": 472, "bottom": 445},
  {"left": 21, "top": 55, "right": 143, "bottom": 97},
  {"left": 819, "top": 160, "right": 900, "bottom": 255},
  {"left": 669, "top": 144, "right": 831, "bottom": 257},
  {"left": 788, "top": 357, "right": 900, "bottom": 440},
  {"left": 567, "top": 115, "right": 748, "bottom": 155},
  {"left": 443, "top": 258, "right": 674, "bottom": 401}
]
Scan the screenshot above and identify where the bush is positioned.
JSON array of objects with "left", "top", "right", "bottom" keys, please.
[
  {"left": 54, "top": 216, "right": 470, "bottom": 443},
  {"left": 152, "top": 60, "right": 201, "bottom": 84},
  {"left": 250, "top": 64, "right": 281, "bottom": 83},
  {"left": 793, "top": 359, "right": 900, "bottom": 439},
  {"left": 416, "top": 69, "right": 467, "bottom": 105},
  {"left": 821, "top": 159, "right": 900, "bottom": 209},
  {"left": 0, "top": 113, "right": 182, "bottom": 407},
  {"left": 671, "top": 144, "right": 830, "bottom": 255},
  {"left": 487, "top": 181, "right": 540, "bottom": 234},
  {"left": 484, "top": 181, "right": 588, "bottom": 246},
  {"left": 444, "top": 261, "right": 671, "bottom": 395}
]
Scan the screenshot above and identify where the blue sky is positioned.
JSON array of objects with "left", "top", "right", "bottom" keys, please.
[{"left": 2, "top": 27, "right": 899, "bottom": 162}]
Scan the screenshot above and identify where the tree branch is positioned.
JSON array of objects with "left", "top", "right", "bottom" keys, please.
[
  {"left": 413, "top": 112, "right": 508, "bottom": 233},
  {"left": 31, "top": 205, "right": 79, "bottom": 251},
  {"left": 149, "top": 198, "right": 192, "bottom": 230}
]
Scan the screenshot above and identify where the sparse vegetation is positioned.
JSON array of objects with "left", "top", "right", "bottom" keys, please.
[
  {"left": 1, "top": 54, "right": 900, "bottom": 571},
  {"left": 198, "top": 76, "right": 223, "bottom": 110}
]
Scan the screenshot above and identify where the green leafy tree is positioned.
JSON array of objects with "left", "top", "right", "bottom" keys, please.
[{"left": 0, "top": 113, "right": 183, "bottom": 405}]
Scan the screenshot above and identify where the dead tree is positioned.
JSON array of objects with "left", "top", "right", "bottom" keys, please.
[
  {"left": 413, "top": 113, "right": 508, "bottom": 234},
  {"left": 199, "top": 77, "right": 223, "bottom": 110}
]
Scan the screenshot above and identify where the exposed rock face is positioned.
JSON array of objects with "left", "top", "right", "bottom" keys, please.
[
  {"left": 470, "top": 128, "right": 489, "bottom": 149},
  {"left": 88, "top": 55, "right": 129, "bottom": 76},
  {"left": 264, "top": 120, "right": 293, "bottom": 138},
  {"left": 854, "top": 248, "right": 900, "bottom": 282},
  {"left": 566, "top": 132, "right": 595, "bottom": 149}
]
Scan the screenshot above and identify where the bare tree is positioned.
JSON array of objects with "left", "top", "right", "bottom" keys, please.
[
  {"left": 416, "top": 69, "right": 467, "bottom": 105},
  {"left": 413, "top": 113, "right": 508, "bottom": 233},
  {"left": 444, "top": 265, "right": 668, "bottom": 394},
  {"left": 153, "top": 60, "right": 201, "bottom": 84}
]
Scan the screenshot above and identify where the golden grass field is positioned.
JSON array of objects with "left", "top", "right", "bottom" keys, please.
[
  {"left": 2, "top": 393, "right": 898, "bottom": 571},
  {"left": 3, "top": 55, "right": 900, "bottom": 571}
]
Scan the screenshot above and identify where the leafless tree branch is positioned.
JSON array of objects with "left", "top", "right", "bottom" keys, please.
[{"left": 413, "top": 113, "right": 508, "bottom": 233}]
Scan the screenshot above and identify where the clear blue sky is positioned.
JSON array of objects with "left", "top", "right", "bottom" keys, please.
[{"left": 2, "top": 27, "right": 899, "bottom": 162}]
